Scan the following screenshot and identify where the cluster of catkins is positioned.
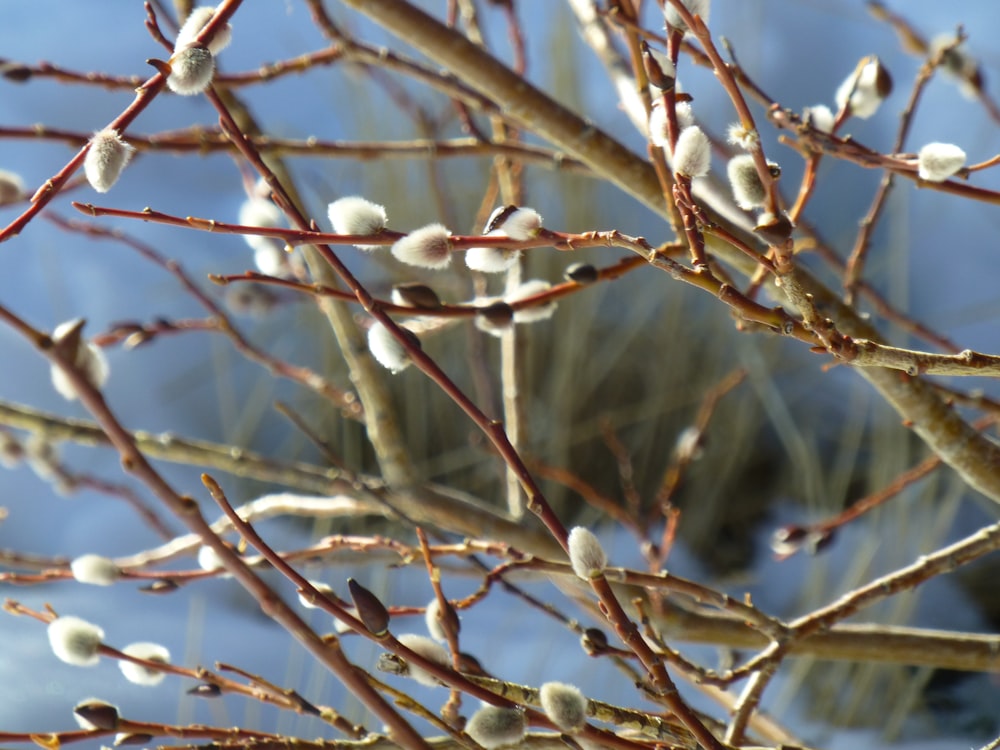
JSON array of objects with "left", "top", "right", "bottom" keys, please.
[
  {"left": 365, "top": 529, "right": 606, "bottom": 748},
  {"left": 651, "top": 0, "right": 970, "bottom": 237},
  {"left": 325, "top": 196, "right": 558, "bottom": 374},
  {"left": 82, "top": 6, "right": 230, "bottom": 194}
]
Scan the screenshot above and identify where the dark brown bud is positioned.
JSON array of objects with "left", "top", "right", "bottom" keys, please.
[
  {"left": 0, "top": 61, "right": 32, "bottom": 82},
  {"left": 392, "top": 282, "right": 442, "bottom": 310},
  {"left": 580, "top": 627, "right": 609, "bottom": 655},
  {"left": 485, "top": 205, "right": 519, "bottom": 233},
  {"left": 754, "top": 211, "right": 794, "bottom": 246},
  {"left": 770, "top": 524, "right": 808, "bottom": 557},
  {"left": 804, "top": 528, "right": 834, "bottom": 554},
  {"left": 564, "top": 263, "right": 598, "bottom": 285},
  {"left": 477, "top": 301, "right": 514, "bottom": 327},
  {"left": 348, "top": 577, "right": 390, "bottom": 636},
  {"left": 74, "top": 699, "right": 120, "bottom": 730},
  {"left": 187, "top": 683, "right": 222, "bottom": 697},
  {"left": 139, "top": 579, "right": 179, "bottom": 594},
  {"left": 641, "top": 41, "right": 675, "bottom": 91}
]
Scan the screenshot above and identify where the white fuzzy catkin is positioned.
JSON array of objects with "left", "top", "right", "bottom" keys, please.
[
  {"left": 167, "top": 46, "right": 215, "bottom": 95},
  {"left": 225, "top": 284, "right": 278, "bottom": 317},
  {"left": 648, "top": 103, "right": 670, "bottom": 149},
  {"left": 367, "top": 322, "right": 411, "bottom": 373},
  {"left": 70, "top": 554, "right": 121, "bottom": 586},
  {"left": 726, "top": 154, "right": 770, "bottom": 210},
  {"left": 930, "top": 34, "right": 980, "bottom": 100},
  {"left": 391, "top": 223, "right": 452, "bottom": 269},
  {"left": 835, "top": 56, "right": 891, "bottom": 119},
  {"left": 466, "top": 243, "right": 519, "bottom": 273},
  {"left": 505, "top": 280, "right": 556, "bottom": 324},
  {"left": 567, "top": 526, "right": 607, "bottom": 579},
  {"left": 465, "top": 705, "right": 526, "bottom": 749},
  {"left": 494, "top": 207, "right": 542, "bottom": 241},
  {"left": 803, "top": 104, "right": 835, "bottom": 134},
  {"left": 175, "top": 6, "right": 232, "bottom": 55},
  {"left": 539, "top": 681, "right": 588, "bottom": 733},
  {"left": 50, "top": 319, "right": 110, "bottom": 400},
  {"left": 83, "top": 129, "right": 135, "bottom": 193},
  {"left": 663, "top": 0, "right": 710, "bottom": 32},
  {"left": 238, "top": 198, "right": 288, "bottom": 275},
  {"left": 196, "top": 544, "right": 225, "bottom": 572},
  {"left": 297, "top": 580, "right": 334, "bottom": 609},
  {"left": 425, "top": 598, "right": 447, "bottom": 642},
  {"left": 119, "top": 642, "right": 170, "bottom": 686},
  {"left": 672, "top": 126, "right": 711, "bottom": 178},
  {"left": 396, "top": 633, "right": 449, "bottom": 687},
  {"left": 675, "top": 101, "right": 695, "bottom": 130},
  {"left": 917, "top": 142, "right": 966, "bottom": 182},
  {"left": 474, "top": 299, "right": 514, "bottom": 338},
  {"left": 327, "top": 196, "right": 388, "bottom": 250},
  {"left": 48, "top": 615, "right": 105, "bottom": 666},
  {"left": 726, "top": 123, "right": 759, "bottom": 152},
  {"left": 0, "top": 169, "right": 25, "bottom": 204}
]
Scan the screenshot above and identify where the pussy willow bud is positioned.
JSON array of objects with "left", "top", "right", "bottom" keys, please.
[
  {"left": 395, "top": 633, "right": 450, "bottom": 686},
  {"left": 425, "top": 596, "right": 461, "bottom": 642},
  {"left": 347, "top": 578, "right": 390, "bottom": 636},
  {"left": 197, "top": 544, "right": 225, "bottom": 572},
  {"left": 675, "top": 101, "right": 695, "bottom": 130},
  {"left": 238, "top": 197, "right": 288, "bottom": 275},
  {"left": 392, "top": 282, "right": 443, "bottom": 309},
  {"left": 367, "top": 321, "right": 417, "bottom": 373},
  {"left": 803, "top": 104, "right": 835, "bottom": 134},
  {"left": 917, "top": 142, "right": 966, "bottom": 182},
  {"left": 188, "top": 683, "right": 223, "bottom": 697},
  {"left": 642, "top": 42, "right": 675, "bottom": 90},
  {"left": 70, "top": 554, "right": 121, "bottom": 586},
  {"left": 648, "top": 102, "right": 670, "bottom": 149},
  {"left": 726, "top": 154, "right": 780, "bottom": 210},
  {"left": 225, "top": 284, "right": 279, "bottom": 317},
  {"left": 565, "top": 263, "right": 598, "bottom": 285},
  {"left": 506, "top": 280, "right": 556, "bottom": 323},
  {"left": 0, "top": 430, "right": 23, "bottom": 469},
  {"left": 567, "top": 526, "right": 607, "bottom": 579},
  {"left": 835, "top": 55, "right": 892, "bottom": 119},
  {"left": 539, "top": 681, "right": 588, "bottom": 733},
  {"left": 474, "top": 300, "right": 515, "bottom": 337},
  {"left": 673, "top": 126, "right": 711, "bottom": 178},
  {"left": 119, "top": 642, "right": 170, "bottom": 686},
  {"left": 391, "top": 223, "right": 452, "bottom": 269},
  {"left": 84, "top": 129, "right": 135, "bottom": 193},
  {"left": 465, "top": 705, "right": 527, "bottom": 749},
  {"left": 327, "top": 196, "right": 388, "bottom": 250},
  {"left": 297, "top": 580, "right": 334, "bottom": 609},
  {"left": 466, "top": 244, "right": 519, "bottom": 273},
  {"left": 930, "top": 34, "right": 982, "bottom": 100},
  {"left": 0, "top": 168, "right": 25, "bottom": 204},
  {"left": 175, "top": 6, "right": 232, "bottom": 55},
  {"left": 490, "top": 206, "right": 542, "bottom": 241},
  {"left": 726, "top": 123, "right": 759, "bottom": 152},
  {"left": 167, "top": 45, "right": 215, "bottom": 96},
  {"left": 663, "top": 0, "right": 711, "bottom": 33},
  {"left": 50, "top": 319, "right": 110, "bottom": 400},
  {"left": 73, "top": 698, "right": 120, "bottom": 730},
  {"left": 48, "top": 615, "right": 104, "bottom": 666},
  {"left": 754, "top": 211, "right": 794, "bottom": 246}
]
